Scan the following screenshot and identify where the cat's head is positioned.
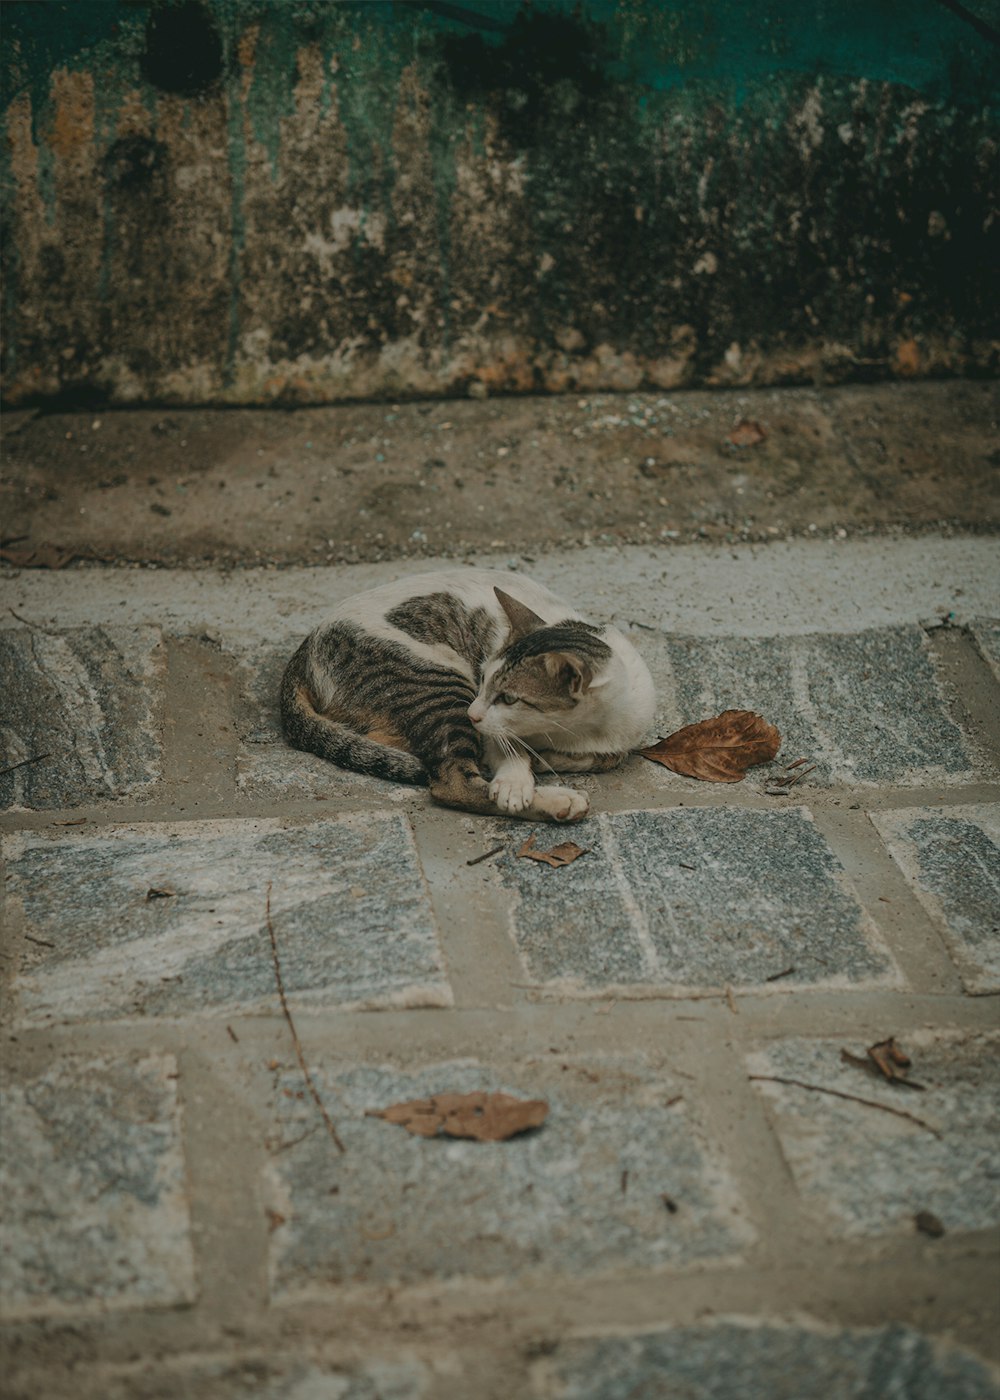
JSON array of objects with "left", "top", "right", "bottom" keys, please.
[{"left": 467, "top": 588, "right": 614, "bottom": 738}]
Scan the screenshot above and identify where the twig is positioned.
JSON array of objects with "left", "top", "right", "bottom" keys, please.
[
  {"left": 268, "top": 1125, "right": 320, "bottom": 1155},
  {"left": 777, "top": 764, "right": 817, "bottom": 790},
  {"left": 264, "top": 883, "right": 345, "bottom": 1153},
  {"left": 748, "top": 1075, "right": 941, "bottom": 1137},
  {"left": 725, "top": 985, "right": 739, "bottom": 1015},
  {"left": 765, "top": 966, "right": 796, "bottom": 982},
  {"left": 8, "top": 607, "right": 59, "bottom": 635},
  {"left": 467, "top": 843, "right": 505, "bottom": 867},
  {"left": 0, "top": 753, "right": 51, "bottom": 779},
  {"left": 24, "top": 933, "right": 55, "bottom": 948}
]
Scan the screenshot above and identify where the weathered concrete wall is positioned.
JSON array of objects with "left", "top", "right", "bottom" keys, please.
[{"left": 2, "top": 0, "right": 997, "bottom": 406}]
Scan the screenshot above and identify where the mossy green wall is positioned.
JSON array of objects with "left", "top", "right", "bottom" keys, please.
[{"left": 2, "top": 0, "right": 997, "bottom": 405}]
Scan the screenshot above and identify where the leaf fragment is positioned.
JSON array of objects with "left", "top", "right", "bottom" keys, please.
[
  {"left": 517, "top": 833, "right": 590, "bottom": 867},
  {"left": 368, "top": 1090, "right": 548, "bottom": 1142},
  {"left": 146, "top": 886, "right": 177, "bottom": 901},
  {"left": 728, "top": 419, "right": 767, "bottom": 448},
  {"left": 841, "top": 1036, "right": 925, "bottom": 1091},
  {"left": 639, "top": 709, "right": 780, "bottom": 783}
]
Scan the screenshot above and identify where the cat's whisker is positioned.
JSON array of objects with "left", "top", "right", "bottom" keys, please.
[
  {"left": 508, "top": 733, "right": 559, "bottom": 777},
  {"left": 540, "top": 716, "right": 576, "bottom": 739}
]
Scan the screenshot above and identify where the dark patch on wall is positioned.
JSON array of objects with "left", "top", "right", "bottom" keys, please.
[
  {"left": 104, "top": 135, "right": 170, "bottom": 193},
  {"left": 140, "top": 1, "right": 224, "bottom": 96},
  {"left": 439, "top": 7, "right": 612, "bottom": 146}
]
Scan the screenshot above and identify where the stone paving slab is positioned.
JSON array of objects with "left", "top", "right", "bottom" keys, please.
[
  {"left": 228, "top": 637, "right": 415, "bottom": 802},
  {"left": 265, "top": 1056, "right": 752, "bottom": 1296},
  {"left": 0, "top": 625, "right": 164, "bottom": 810},
  {"left": 4, "top": 815, "right": 450, "bottom": 1024},
  {"left": 871, "top": 804, "right": 1000, "bottom": 994},
  {"left": 747, "top": 1031, "right": 1000, "bottom": 1238},
  {"left": 970, "top": 619, "right": 1000, "bottom": 684},
  {"left": 531, "top": 1322, "right": 1000, "bottom": 1400},
  {"left": 496, "top": 807, "right": 898, "bottom": 993},
  {"left": 8, "top": 1354, "right": 433, "bottom": 1400},
  {"left": 0, "top": 1054, "right": 196, "bottom": 1319},
  {"left": 632, "top": 625, "right": 985, "bottom": 788}
]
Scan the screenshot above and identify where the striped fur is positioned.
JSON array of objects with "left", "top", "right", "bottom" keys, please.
[{"left": 280, "top": 569, "right": 655, "bottom": 821}]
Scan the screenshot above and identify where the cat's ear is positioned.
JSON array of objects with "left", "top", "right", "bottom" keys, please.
[
  {"left": 495, "top": 588, "right": 545, "bottom": 641},
  {"left": 543, "top": 651, "right": 593, "bottom": 698}
]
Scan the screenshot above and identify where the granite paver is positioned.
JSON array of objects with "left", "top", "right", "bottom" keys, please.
[
  {"left": 8, "top": 1354, "right": 433, "bottom": 1400},
  {"left": 0, "top": 626, "right": 164, "bottom": 810},
  {"left": 747, "top": 1031, "right": 1000, "bottom": 1237},
  {"left": 634, "top": 626, "right": 985, "bottom": 787},
  {"left": 872, "top": 804, "right": 1000, "bottom": 993},
  {"left": 531, "top": 1322, "right": 1000, "bottom": 1400},
  {"left": 0, "top": 1054, "right": 196, "bottom": 1319},
  {"left": 265, "top": 1057, "right": 752, "bottom": 1296},
  {"left": 498, "top": 807, "right": 898, "bottom": 993},
  {"left": 970, "top": 619, "right": 1000, "bottom": 683},
  {"left": 5, "top": 815, "right": 450, "bottom": 1023}
]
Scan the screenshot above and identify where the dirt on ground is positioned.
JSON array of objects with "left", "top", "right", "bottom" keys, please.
[{"left": 1, "top": 380, "right": 997, "bottom": 569}]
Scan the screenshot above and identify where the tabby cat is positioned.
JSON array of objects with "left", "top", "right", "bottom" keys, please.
[{"left": 280, "top": 569, "right": 655, "bottom": 821}]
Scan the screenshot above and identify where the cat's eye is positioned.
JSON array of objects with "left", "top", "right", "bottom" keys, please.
[{"left": 495, "top": 692, "right": 518, "bottom": 706}]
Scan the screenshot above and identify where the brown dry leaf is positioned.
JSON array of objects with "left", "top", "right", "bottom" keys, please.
[
  {"left": 368, "top": 1090, "right": 548, "bottom": 1142},
  {"left": 0, "top": 543, "right": 76, "bottom": 570},
  {"left": 728, "top": 419, "right": 767, "bottom": 448},
  {"left": 842, "top": 1036, "right": 925, "bottom": 1091},
  {"left": 867, "top": 1036, "right": 924, "bottom": 1089},
  {"left": 640, "top": 710, "right": 780, "bottom": 783},
  {"left": 146, "top": 886, "right": 176, "bottom": 901},
  {"left": 517, "top": 833, "right": 590, "bottom": 868}
]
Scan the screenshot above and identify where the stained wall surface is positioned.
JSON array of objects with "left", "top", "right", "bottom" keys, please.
[{"left": 2, "top": 0, "right": 997, "bottom": 405}]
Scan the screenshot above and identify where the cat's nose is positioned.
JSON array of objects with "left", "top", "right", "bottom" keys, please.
[{"left": 468, "top": 702, "right": 484, "bottom": 724}]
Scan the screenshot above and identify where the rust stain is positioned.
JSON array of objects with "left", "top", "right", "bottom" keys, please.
[
  {"left": 6, "top": 93, "right": 39, "bottom": 187},
  {"left": 116, "top": 90, "right": 153, "bottom": 140},
  {"left": 894, "top": 338, "right": 922, "bottom": 376},
  {"left": 236, "top": 24, "right": 259, "bottom": 76},
  {"left": 48, "top": 69, "right": 95, "bottom": 161}
]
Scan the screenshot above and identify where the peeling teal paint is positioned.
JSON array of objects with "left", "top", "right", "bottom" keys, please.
[
  {"left": 244, "top": 8, "right": 298, "bottom": 180},
  {"left": 224, "top": 44, "right": 247, "bottom": 385}
]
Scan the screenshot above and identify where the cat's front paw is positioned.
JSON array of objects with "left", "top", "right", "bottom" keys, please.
[
  {"left": 490, "top": 772, "right": 536, "bottom": 814},
  {"left": 531, "top": 785, "right": 590, "bottom": 822}
]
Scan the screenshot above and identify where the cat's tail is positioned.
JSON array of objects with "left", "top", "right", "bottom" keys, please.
[{"left": 279, "top": 643, "right": 428, "bottom": 786}]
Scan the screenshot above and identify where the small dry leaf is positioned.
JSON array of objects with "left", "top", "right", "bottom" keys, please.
[
  {"left": 640, "top": 709, "right": 780, "bottom": 783},
  {"left": 517, "top": 833, "right": 590, "bottom": 868},
  {"left": 728, "top": 419, "right": 767, "bottom": 448},
  {"left": 867, "top": 1036, "right": 924, "bottom": 1089},
  {"left": 842, "top": 1036, "right": 925, "bottom": 1091},
  {"left": 146, "top": 886, "right": 176, "bottom": 901},
  {"left": 368, "top": 1090, "right": 548, "bottom": 1142}
]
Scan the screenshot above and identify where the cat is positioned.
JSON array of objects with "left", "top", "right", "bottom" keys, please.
[{"left": 280, "top": 569, "right": 655, "bottom": 821}]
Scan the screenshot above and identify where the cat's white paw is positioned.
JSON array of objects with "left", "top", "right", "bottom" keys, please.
[
  {"left": 531, "top": 785, "right": 590, "bottom": 822},
  {"left": 490, "top": 772, "right": 536, "bottom": 814}
]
